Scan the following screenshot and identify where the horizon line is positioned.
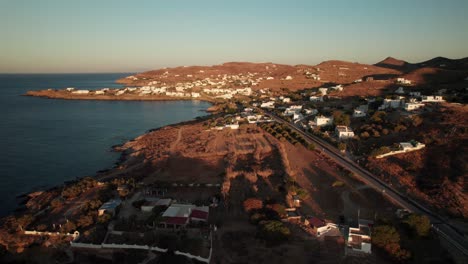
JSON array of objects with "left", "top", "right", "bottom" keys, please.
[{"left": 1, "top": 55, "right": 467, "bottom": 74}]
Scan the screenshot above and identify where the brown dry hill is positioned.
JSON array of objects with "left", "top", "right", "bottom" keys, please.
[
  {"left": 374, "top": 56, "right": 417, "bottom": 73},
  {"left": 115, "top": 57, "right": 468, "bottom": 97}
]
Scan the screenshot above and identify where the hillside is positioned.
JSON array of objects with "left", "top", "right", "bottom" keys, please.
[{"left": 116, "top": 57, "right": 468, "bottom": 97}]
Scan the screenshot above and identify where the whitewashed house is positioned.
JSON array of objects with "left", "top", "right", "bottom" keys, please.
[
  {"left": 421, "top": 95, "right": 444, "bottom": 102},
  {"left": 310, "top": 96, "right": 324, "bottom": 102},
  {"left": 396, "top": 78, "right": 412, "bottom": 85},
  {"left": 404, "top": 102, "right": 425, "bottom": 111},
  {"left": 353, "top": 105, "right": 368, "bottom": 118},
  {"left": 346, "top": 219, "right": 373, "bottom": 255},
  {"left": 314, "top": 115, "right": 333, "bottom": 127},
  {"left": 72, "top": 90, "right": 90, "bottom": 94},
  {"left": 304, "top": 108, "right": 318, "bottom": 115},
  {"left": 260, "top": 101, "right": 275, "bottom": 109},
  {"left": 335, "top": 126, "right": 355, "bottom": 139},
  {"left": 378, "top": 98, "right": 403, "bottom": 110},
  {"left": 400, "top": 141, "right": 425, "bottom": 152},
  {"left": 353, "top": 109, "right": 366, "bottom": 118}
]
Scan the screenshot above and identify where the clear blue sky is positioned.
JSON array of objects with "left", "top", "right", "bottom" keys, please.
[{"left": 1, "top": 0, "right": 467, "bottom": 73}]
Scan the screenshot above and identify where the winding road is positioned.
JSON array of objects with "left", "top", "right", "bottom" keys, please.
[{"left": 264, "top": 111, "right": 468, "bottom": 260}]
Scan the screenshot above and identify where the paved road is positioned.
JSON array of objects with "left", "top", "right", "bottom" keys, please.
[{"left": 264, "top": 111, "right": 468, "bottom": 258}]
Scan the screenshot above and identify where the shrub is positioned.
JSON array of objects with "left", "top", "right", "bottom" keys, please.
[
  {"left": 372, "top": 225, "right": 411, "bottom": 261},
  {"left": 332, "top": 181, "right": 345, "bottom": 187},
  {"left": 243, "top": 198, "right": 263, "bottom": 213},
  {"left": 266, "top": 204, "right": 287, "bottom": 219},
  {"left": 360, "top": 131, "right": 370, "bottom": 139},
  {"left": 257, "top": 220, "right": 291, "bottom": 243},
  {"left": 338, "top": 143, "right": 346, "bottom": 151},
  {"left": 370, "top": 146, "right": 391, "bottom": 157},
  {"left": 250, "top": 213, "right": 266, "bottom": 225},
  {"left": 307, "top": 143, "right": 315, "bottom": 150},
  {"left": 394, "top": 124, "right": 407, "bottom": 132},
  {"left": 404, "top": 214, "right": 431, "bottom": 237},
  {"left": 371, "top": 111, "right": 386, "bottom": 123}
]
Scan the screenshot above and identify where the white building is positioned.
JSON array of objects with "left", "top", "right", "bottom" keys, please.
[
  {"left": 285, "top": 75, "right": 293, "bottom": 80},
  {"left": 260, "top": 101, "right": 275, "bottom": 109},
  {"left": 310, "top": 96, "right": 324, "bottom": 102},
  {"left": 225, "top": 123, "right": 239, "bottom": 129},
  {"left": 421, "top": 95, "right": 444, "bottom": 102},
  {"left": 293, "top": 113, "right": 304, "bottom": 122},
  {"left": 72, "top": 90, "right": 90, "bottom": 94},
  {"left": 379, "top": 98, "right": 403, "bottom": 110},
  {"left": 216, "top": 94, "right": 233, "bottom": 99},
  {"left": 330, "top": 84, "right": 343, "bottom": 91},
  {"left": 314, "top": 115, "right": 333, "bottom": 127},
  {"left": 404, "top": 102, "right": 425, "bottom": 111},
  {"left": 282, "top": 97, "right": 291, "bottom": 103},
  {"left": 353, "top": 109, "right": 366, "bottom": 118},
  {"left": 304, "top": 108, "right": 318, "bottom": 115},
  {"left": 318, "top": 88, "right": 328, "bottom": 95},
  {"left": 353, "top": 105, "right": 368, "bottom": 118},
  {"left": 335, "top": 126, "right": 355, "bottom": 139},
  {"left": 396, "top": 78, "right": 412, "bottom": 85},
  {"left": 346, "top": 219, "right": 373, "bottom": 255},
  {"left": 191, "top": 92, "right": 201, "bottom": 98},
  {"left": 400, "top": 141, "right": 425, "bottom": 152}
]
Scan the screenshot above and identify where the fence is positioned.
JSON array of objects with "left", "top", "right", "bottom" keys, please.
[{"left": 24, "top": 230, "right": 80, "bottom": 240}]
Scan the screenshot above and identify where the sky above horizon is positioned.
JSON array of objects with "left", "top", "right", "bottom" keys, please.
[{"left": 1, "top": 0, "right": 467, "bottom": 73}]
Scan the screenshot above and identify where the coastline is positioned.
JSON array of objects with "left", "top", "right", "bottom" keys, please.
[
  {"left": 14, "top": 110, "right": 215, "bottom": 211},
  {"left": 24, "top": 90, "right": 217, "bottom": 104}
]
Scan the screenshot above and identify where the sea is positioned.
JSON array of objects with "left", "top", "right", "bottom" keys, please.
[{"left": 0, "top": 73, "right": 211, "bottom": 217}]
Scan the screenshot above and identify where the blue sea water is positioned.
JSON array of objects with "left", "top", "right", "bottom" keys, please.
[{"left": 0, "top": 73, "right": 211, "bottom": 216}]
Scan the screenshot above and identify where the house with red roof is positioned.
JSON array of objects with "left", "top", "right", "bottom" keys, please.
[{"left": 160, "top": 204, "right": 209, "bottom": 229}]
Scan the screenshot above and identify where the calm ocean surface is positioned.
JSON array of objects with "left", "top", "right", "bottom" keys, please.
[{"left": 0, "top": 73, "right": 211, "bottom": 216}]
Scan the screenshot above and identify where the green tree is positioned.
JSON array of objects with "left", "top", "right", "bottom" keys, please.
[
  {"left": 373, "top": 225, "right": 411, "bottom": 261},
  {"left": 372, "top": 225, "right": 400, "bottom": 248},
  {"left": 338, "top": 143, "right": 347, "bottom": 151},
  {"left": 371, "top": 111, "right": 386, "bottom": 123},
  {"left": 257, "top": 220, "right": 291, "bottom": 243},
  {"left": 404, "top": 214, "right": 431, "bottom": 237},
  {"left": 333, "top": 111, "right": 351, "bottom": 126}
]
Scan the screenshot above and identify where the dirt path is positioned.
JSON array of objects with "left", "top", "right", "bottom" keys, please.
[{"left": 169, "top": 127, "right": 183, "bottom": 154}]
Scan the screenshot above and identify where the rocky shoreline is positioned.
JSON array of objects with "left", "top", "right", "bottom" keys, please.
[{"left": 24, "top": 89, "right": 216, "bottom": 104}]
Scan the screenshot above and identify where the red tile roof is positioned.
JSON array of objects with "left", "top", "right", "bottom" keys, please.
[
  {"left": 309, "top": 217, "right": 326, "bottom": 228},
  {"left": 190, "top": 209, "right": 209, "bottom": 220},
  {"left": 163, "top": 216, "right": 188, "bottom": 225}
]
